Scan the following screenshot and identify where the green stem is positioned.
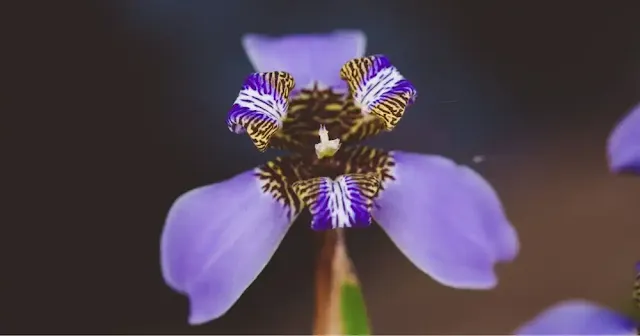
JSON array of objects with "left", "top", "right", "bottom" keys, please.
[{"left": 313, "top": 229, "right": 371, "bottom": 335}]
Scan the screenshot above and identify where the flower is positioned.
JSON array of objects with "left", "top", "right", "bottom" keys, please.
[
  {"left": 607, "top": 102, "right": 640, "bottom": 174},
  {"left": 160, "top": 30, "right": 519, "bottom": 325},
  {"left": 514, "top": 262, "right": 640, "bottom": 335}
]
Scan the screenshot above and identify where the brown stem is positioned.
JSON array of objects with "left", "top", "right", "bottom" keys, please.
[{"left": 313, "top": 229, "right": 341, "bottom": 335}]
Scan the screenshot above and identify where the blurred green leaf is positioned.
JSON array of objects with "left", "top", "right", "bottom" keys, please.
[{"left": 340, "top": 282, "right": 370, "bottom": 335}]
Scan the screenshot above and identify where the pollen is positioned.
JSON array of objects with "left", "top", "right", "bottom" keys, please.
[{"left": 315, "top": 125, "right": 341, "bottom": 159}]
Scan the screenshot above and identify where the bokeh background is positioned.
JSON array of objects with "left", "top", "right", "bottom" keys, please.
[{"left": 7, "top": 0, "right": 640, "bottom": 334}]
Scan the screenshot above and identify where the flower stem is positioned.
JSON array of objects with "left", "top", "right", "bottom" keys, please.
[
  {"left": 313, "top": 229, "right": 337, "bottom": 335},
  {"left": 313, "top": 229, "right": 371, "bottom": 335}
]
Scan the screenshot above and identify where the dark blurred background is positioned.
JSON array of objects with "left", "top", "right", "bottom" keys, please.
[{"left": 6, "top": 0, "right": 640, "bottom": 334}]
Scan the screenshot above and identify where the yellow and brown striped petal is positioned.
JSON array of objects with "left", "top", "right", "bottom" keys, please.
[
  {"left": 340, "top": 55, "right": 417, "bottom": 131},
  {"left": 227, "top": 71, "right": 295, "bottom": 152}
]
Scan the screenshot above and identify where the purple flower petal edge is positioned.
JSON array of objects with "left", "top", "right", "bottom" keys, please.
[
  {"left": 372, "top": 152, "right": 519, "bottom": 289},
  {"left": 607, "top": 102, "right": 640, "bottom": 174},
  {"left": 160, "top": 170, "right": 295, "bottom": 325},
  {"left": 514, "top": 300, "right": 637, "bottom": 335}
]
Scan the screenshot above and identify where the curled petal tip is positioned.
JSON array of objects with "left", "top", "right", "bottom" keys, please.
[
  {"left": 242, "top": 30, "right": 367, "bottom": 90},
  {"left": 372, "top": 152, "right": 518, "bottom": 289},
  {"left": 340, "top": 55, "right": 417, "bottom": 131},
  {"left": 607, "top": 102, "right": 640, "bottom": 174},
  {"left": 226, "top": 72, "right": 295, "bottom": 151},
  {"left": 186, "top": 285, "right": 226, "bottom": 325}
]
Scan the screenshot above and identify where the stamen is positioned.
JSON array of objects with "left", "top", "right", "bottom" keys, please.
[{"left": 315, "top": 125, "right": 341, "bottom": 159}]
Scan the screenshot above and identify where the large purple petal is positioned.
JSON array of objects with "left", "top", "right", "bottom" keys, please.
[
  {"left": 372, "top": 152, "right": 519, "bottom": 289},
  {"left": 160, "top": 170, "right": 297, "bottom": 325},
  {"left": 607, "top": 102, "right": 640, "bottom": 174},
  {"left": 242, "top": 30, "right": 366, "bottom": 92},
  {"left": 515, "top": 300, "right": 637, "bottom": 335}
]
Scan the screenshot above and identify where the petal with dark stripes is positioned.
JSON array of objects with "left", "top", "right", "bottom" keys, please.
[
  {"left": 226, "top": 71, "right": 295, "bottom": 152},
  {"left": 340, "top": 55, "right": 417, "bottom": 131},
  {"left": 292, "top": 173, "right": 381, "bottom": 231},
  {"left": 268, "top": 86, "right": 389, "bottom": 154}
]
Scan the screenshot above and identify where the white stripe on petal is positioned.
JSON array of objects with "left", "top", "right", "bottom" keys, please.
[
  {"left": 226, "top": 72, "right": 295, "bottom": 152},
  {"left": 292, "top": 173, "right": 380, "bottom": 231}
]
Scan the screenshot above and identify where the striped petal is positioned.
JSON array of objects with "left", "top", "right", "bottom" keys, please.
[
  {"left": 515, "top": 300, "right": 637, "bottom": 335},
  {"left": 161, "top": 160, "right": 304, "bottom": 324},
  {"left": 607, "top": 102, "right": 640, "bottom": 174},
  {"left": 226, "top": 71, "right": 295, "bottom": 152},
  {"left": 340, "top": 55, "right": 417, "bottom": 131},
  {"left": 292, "top": 173, "right": 381, "bottom": 231},
  {"left": 372, "top": 151, "right": 519, "bottom": 289}
]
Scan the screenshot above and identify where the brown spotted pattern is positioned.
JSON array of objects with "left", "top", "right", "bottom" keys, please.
[
  {"left": 254, "top": 146, "right": 396, "bottom": 218},
  {"left": 268, "top": 84, "right": 388, "bottom": 154}
]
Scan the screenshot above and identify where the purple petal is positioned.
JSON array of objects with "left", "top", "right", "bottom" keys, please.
[
  {"left": 515, "top": 300, "right": 637, "bottom": 335},
  {"left": 227, "top": 72, "right": 295, "bottom": 152},
  {"left": 340, "top": 55, "right": 417, "bottom": 131},
  {"left": 242, "top": 30, "right": 366, "bottom": 92},
  {"left": 292, "top": 173, "right": 381, "bottom": 231},
  {"left": 607, "top": 102, "right": 640, "bottom": 174},
  {"left": 160, "top": 170, "right": 296, "bottom": 325},
  {"left": 371, "top": 152, "right": 519, "bottom": 289}
]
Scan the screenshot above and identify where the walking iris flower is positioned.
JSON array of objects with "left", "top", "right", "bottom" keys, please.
[
  {"left": 515, "top": 262, "right": 640, "bottom": 335},
  {"left": 160, "top": 30, "right": 519, "bottom": 325},
  {"left": 608, "top": 102, "right": 640, "bottom": 174}
]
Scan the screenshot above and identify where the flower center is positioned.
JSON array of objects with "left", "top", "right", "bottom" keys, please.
[{"left": 315, "top": 124, "right": 341, "bottom": 159}]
